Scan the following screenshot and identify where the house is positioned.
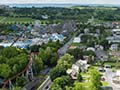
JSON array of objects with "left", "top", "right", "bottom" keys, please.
[
  {"left": 112, "top": 70, "right": 120, "bottom": 84},
  {"left": 72, "top": 64, "right": 79, "bottom": 73},
  {"left": 45, "top": 20, "right": 77, "bottom": 36},
  {"left": 76, "top": 60, "right": 90, "bottom": 72},
  {"left": 87, "top": 47, "right": 95, "bottom": 52},
  {"left": 0, "top": 35, "right": 6, "bottom": 40},
  {"left": 106, "top": 36, "right": 120, "bottom": 43},
  {"left": 110, "top": 44, "right": 118, "bottom": 51},
  {"left": 69, "top": 46, "right": 77, "bottom": 49},
  {"left": 95, "top": 45, "right": 104, "bottom": 50},
  {"left": 95, "top": 50, "right": 109, "bottom": 61},
  {"left": 106, "top": 29, "right": 120, "bottom": 43},
  {"left": 112, "top": 29, "right": 120, "bottom": 37},
  {"left": 66, "top": 69, "right": 77, "bottom": 80},
  {"left": 116, "top": 70, "right": 120, "bottom": 77},
  {"left": 67, "top": 59, "right": 90, "bottom": 79},
  {"left": 84, "top": 28, "right": 89, "bottom": 34},
  {"left": 73, "top": 37, "right": 81, "bottom": 43},
  {"left": 50, "top": 33, "right": 65, "bottom": 42},
  {"left": 66, "top": 64, "right": 79, "bottom": 80}
]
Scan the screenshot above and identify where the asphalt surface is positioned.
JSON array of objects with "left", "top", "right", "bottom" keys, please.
[{"left": 58, "top": 37, "right": 74, "bottom": 56}]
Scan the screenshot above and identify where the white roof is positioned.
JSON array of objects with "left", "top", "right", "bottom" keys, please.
[
  {"left": 87, "top": 47, "right": 95, "bottom": 52},
  {"left": 76, "top": 60, "right": 87, "bottom": 65},
  {"left": 0, "top": 40, "right": 31, "bottom": 47},
  {"left": 116, "top": 70, "right": 120, "bottom": 76},
  {"left": 73, "top": 37, "right": 81, "bottom": 43},
  {"left": 72, "top": 64, "right": 79, "bottom": 72},
  {"left": 66, "top": 69, "right": 73, "bottom": 74},
  {"left": 113, "top": 29, "right": 120, "bottom": 32}
]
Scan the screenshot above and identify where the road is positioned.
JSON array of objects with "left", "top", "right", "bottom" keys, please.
[
  {"left": 57, "top": 31, "right": 79, "bottom": 56},
  {"left": 105, "top": 69, "right": 120, "bottom": 90},
  {"left": 37, "top": 76, "right": 52, "bottom": 90},
  {"left": 37, "top": 30, "right": 80, "bottom": 90},
  {"left": 58, "top": 37, "right": 74, "bottom": 56}
]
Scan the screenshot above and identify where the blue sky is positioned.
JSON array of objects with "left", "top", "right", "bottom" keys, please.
[{"left": 0, "top": 0, "right": 120, "bottom": 4}]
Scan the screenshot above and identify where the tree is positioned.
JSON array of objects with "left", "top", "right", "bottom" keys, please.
[
  {"left": 74, "top": 82, "right": 86, "bottom": 90},
  {"left": 83, "top": 50, "right": 95, "bottom": 56},
  {"left": 58, "top": 54, "right": 74, "bottom": 69},
  {"left": 65, "top": 86, "right": 73, "bottom": 90},
  {"left": 50, "top": 83, "right": 62, "bottom": 90},
  {"left": 53, "top": 76, "right": 72, "bottom": 89},
  {"left": 77, "top": 73, "right": 82, "bottom": 82},
  {"left": 29, "top": 45, "right": 40, "bottom": 52},
  {"left": 39, "top": 47, "right": 58, "bottom": 67},
  {"left": 34, "top": 57, "right": 43, "bottom": 74},
  {"left": 89, "top": 68, "right": 102, "bottom": 90},
  {"left": 50, "top": 65, "right": 66, "bottom": 81},
  {"left": 16, "top": 76, "right": 26, "bottom": 87},
  {"left": 67, "top": 48, "right": 83, "bottom": 59},
  {"left": 100, "top": 39, "right": 109, "bottom": 50},
  {"left": 0, "top": 64, "right": 11, "bottom": 78},
  {"left": 0, "top": 47, "right": 19, "bottom": 58},
  {"left": 12, "top": 86, "right": 22, "bottom": 90},
  {"left": 0, "top": 47, "right": 28, "bottom": 78},
  {"left": 51, "top": 76, "right": 72, "bottom": 89},
  {"left": 50, "top": 53, "right": 58, "bottom": 67}
]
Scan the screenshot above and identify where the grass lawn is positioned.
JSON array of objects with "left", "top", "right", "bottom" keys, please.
[
  {"left": 104, "top": 61, "right": 116, "bottom": 68},
  {"left": 71, "top": 43, "right": 86, "bottom": 47},
  {"left": 0, "top": 17, "right": 36, "bottom": 24},
  {"left": 0, "top": 16, "right": 5, "bottom": 20},
  {"left": 101, "top": 81, "right": 108, "bottom": 86}
]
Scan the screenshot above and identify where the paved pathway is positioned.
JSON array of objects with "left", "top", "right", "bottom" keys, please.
[{"left": 105, "top": 69, "right": 120, "bottom": 90}]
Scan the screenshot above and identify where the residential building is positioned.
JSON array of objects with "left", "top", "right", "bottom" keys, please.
[
  {"left": 95, "top": 50, "right": 109, "bottom": 61},
  {"left": 73, "top": 37, "right": 81, "bottom": 43}
]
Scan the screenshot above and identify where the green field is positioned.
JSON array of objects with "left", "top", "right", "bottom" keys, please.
[
  {"left": 0, "top": 16, "right": 4, "bottom": 20},
  {"left": 0, "top": 16, "right": 36, "bottom": 24},
  {"left": 71, "top": 6, "right": 117, "bottom": 10}
]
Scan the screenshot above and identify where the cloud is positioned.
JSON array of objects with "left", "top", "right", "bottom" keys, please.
[{"left": 0, "top": 0, "right": 120, "bottom": 4}]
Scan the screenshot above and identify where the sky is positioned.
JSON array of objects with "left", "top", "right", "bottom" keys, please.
[{"left": 0, "top": 0, "right": 120, "bottom": 5}]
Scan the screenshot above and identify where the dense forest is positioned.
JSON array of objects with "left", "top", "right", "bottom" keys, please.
[{"left": 1, "top": 6, "right": 120, "bottom": 22}]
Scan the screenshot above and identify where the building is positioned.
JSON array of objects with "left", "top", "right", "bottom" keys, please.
[
  {"left": 95, "top": 50, "right": 109, "bottom": 61},
  {"left": 87, "top": 47, "right": 95, "bottom": 52},
  {"left": 73, "top": 37, "right": 81, "bottom": 43},
  {"left": 67, "top": 59, "right": 90, "bottom": 80},
  {"left": 107, "top": 29, "right": 120, "bottom": 43},
  {"left": 84, "top": 28, "right": 89, "bottom": 34},
  {"left": 112, "top": 29, "right": 120, "bottom": 37},
  {"left": 0, "top": 40, "right": 32, "bottom": 49},
  {"left": 110, "top": 44, "right": 118, "bottom": 51},
  {"left": 76, "top": 60, "right": 90, "bottom": 72},
  {"left": 66, "top": 64, "right": 79, "bottom": 80},
  {"left": 50, "top": 33, "right": 65, "bottom": 42},
  {"left": 113, "top": 70, "right": 120, "bottom": 84}
]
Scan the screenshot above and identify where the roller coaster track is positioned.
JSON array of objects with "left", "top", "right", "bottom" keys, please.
[{"left": 2, "top": 53, "right": 33, "bottom": 90}]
